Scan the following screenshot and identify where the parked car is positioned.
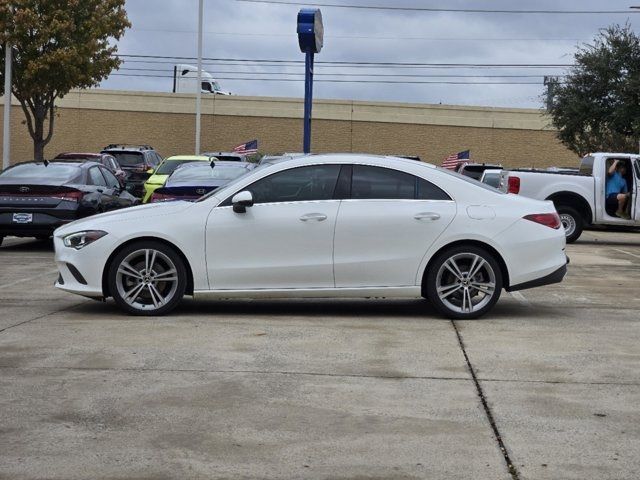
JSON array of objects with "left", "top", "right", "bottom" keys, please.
[
  {"left": 142, "top": 155, "right": 216, "bottom": 203},
  {"left": 54, "top": 152, "right": 127, "bottom": 185},
  {"left": 457, "top": 163, "right": 503, "bottom": 180},
  {"left": 0, "top": 160, "right": 138, "bottom": 245},
  {"left": 479, "top": 169, "right": 507, "bottom": 190},
  {"left": 506, "top": 152, "right": 640, "bottom": 242},
  {"left": 151, "top": 161, "right": 255, "bottom": 203},
  {"left": 201, "top": 151, "right": 248, "bottom": 162},
  {"left": 101, "top": 144, "right": 163, "bottom": 198},
  {"left": 53, "top": 154, "right": 567, "bottom": 319}
]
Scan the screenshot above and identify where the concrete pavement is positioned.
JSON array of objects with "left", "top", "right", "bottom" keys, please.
[{"left": 0, "top": 230, "right": 639, "bottom": 479}]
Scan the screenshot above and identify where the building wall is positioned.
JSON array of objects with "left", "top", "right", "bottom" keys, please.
[{"left": 0, "top": 89, "right": 579, "bottom": 168}]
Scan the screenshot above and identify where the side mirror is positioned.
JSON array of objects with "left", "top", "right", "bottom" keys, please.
[
  {"left": 232, "top": 190, "right": 253, "bottom": 213},
  {"left": 147, "top": 168, "right": 155, "bottom": 174}
]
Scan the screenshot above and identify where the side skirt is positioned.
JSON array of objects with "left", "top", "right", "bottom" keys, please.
[{"left": 193, "top": 286, "right": 422, "bottom": 300}]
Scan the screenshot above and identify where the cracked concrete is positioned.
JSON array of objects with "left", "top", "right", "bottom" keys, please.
[{"left": 0, "top": 229, "right": 639, "bottom": 479}]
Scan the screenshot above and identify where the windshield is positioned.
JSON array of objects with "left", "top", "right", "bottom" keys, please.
[
  {"left": 437, "top": 167, "right": 506, "bottom": 194},
  {"left": 172, "top": 165, "right": 249, "bottom": 182},
  {"left": 156, "top": 159, "right": 204, "bottom": 175},
  {"left": 212, "top": 81, "right": 221, "bottom": 92},
  {"left": 108, "top": 152, "right": 144, "bottom": 167},
  {"left": 0, "top": 163, "right": 81, "bottom": 182}
]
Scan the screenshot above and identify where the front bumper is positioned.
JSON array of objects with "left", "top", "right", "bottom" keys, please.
[{"left": 53, "top": 234, "right": 113, "bottom": 298}]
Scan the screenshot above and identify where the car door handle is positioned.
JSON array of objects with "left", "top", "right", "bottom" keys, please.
[
  {"left": 300, "top": 213, "right": 328, "bottom": 222},
  {"left": 414, "top": 212, "right": 441, "bottom": 221}
]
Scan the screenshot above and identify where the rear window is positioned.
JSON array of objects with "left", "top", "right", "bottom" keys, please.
[
  {"left": 156, "top": 160, "right": 205, "bottom": 175},
  {"left": 107, "top": 152, "right": 145, "bottom": 166},
  {"left": 0, "top": 163, "right": 81, "bottom": 182},
  {"left": 171, "top": 165, "right": 250, "bottom": 182},
  {"left": 213, "top": 155, "right": 242, "bottom": 162}
]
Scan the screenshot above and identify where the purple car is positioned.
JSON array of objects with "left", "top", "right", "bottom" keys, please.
[{"left": 150, "top": 161, "right": 255, "bottom": 202}]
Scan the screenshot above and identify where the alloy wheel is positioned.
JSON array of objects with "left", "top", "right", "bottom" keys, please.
[
  {"left": 115, "top": 248, "right": 179, "bottom": 310},
  {"left": 435, "top": 252, "right": 497, "bottom": 314}
]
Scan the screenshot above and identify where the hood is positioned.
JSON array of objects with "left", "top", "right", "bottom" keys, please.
[{"left": 54, "top": 201, "right": 193, "bottom": 237}]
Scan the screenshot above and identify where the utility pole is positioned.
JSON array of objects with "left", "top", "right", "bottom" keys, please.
[
  {"left": 2, "top": 41, "right": 11, "bottom": 170},
  {"left": 195, "top": 0, "right": 203, "bottom": 155},
  {"left": 544, "top": 76, "right": 559, "bottom": 111}
]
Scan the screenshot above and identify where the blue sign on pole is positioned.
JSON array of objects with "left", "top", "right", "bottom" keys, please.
[{"left": 297, "top": 9, "right": 323, "bottom": 154}]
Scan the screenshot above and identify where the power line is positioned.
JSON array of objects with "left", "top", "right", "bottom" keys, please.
[
  {"left": 236, "top": 0, "right": 640, "bottom": 15},
  {"left": 118, "top": 58, "right": 570, "bottom": 70},
  {"left": 114, "top": 54, "right": 572, "bottom": 68},
  {"left": 119, "top": 67, "right": 564, "bottom": 79},
  {"left": 130, "top": 27, "right": 584, "bottom": 42},
  {"left": 110, "top": 73, "right": 553, "bottom": 85}
]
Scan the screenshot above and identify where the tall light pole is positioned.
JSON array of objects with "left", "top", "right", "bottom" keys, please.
[
  {"left": 195, "top": 0, "right": 203, "bottom": 155},
  {"left": 2, "top": 41, "right": 11, "bottom": 170}
]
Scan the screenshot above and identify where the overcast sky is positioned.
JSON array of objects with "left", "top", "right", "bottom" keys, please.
[{"left": 100, "top": 0, "right": 640, "bottom": 108}]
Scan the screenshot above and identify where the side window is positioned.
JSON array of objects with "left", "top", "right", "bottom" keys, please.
[
  {"left": 351, "top": 165, "right": 416, "bottom": 200},
  {"left": 89, "top": 167, "right": 107, "bottom": 187},
  {"left": 241, "top": 165, "right": 341, "bottom": 204},
  {"left": 101, "top": 168, "right": 121, "bottom": 189},
  {"left": 417, "top": 177, "right": 451, "bottom": 200},
  {"left": 634, "top": 159, "right": 640, "bottom": 180}
]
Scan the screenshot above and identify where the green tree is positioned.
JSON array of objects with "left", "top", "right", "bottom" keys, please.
[
  {"left": 547, "top": 24, "right": 640, "bottom": 156},
  {"left": 0, "top": 0, "right": 130, "bottom": 160}
]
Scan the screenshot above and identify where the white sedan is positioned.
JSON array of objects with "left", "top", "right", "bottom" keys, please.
[{"left": 53, "top": 154, "right": 567, "bottom": 319}]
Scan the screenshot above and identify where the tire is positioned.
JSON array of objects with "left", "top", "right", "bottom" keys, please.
[
  {"left": 108, "top": 240, "right": 187, "bottom": 316},
  {"left": 0, "top": 236, "right": 4, "bottom": 247},
  {"left": 556, "top": 205, "right": 583, "bottom": 243},
  {"left": 425, "top": 245, "right": 503, "bottom": 320}
]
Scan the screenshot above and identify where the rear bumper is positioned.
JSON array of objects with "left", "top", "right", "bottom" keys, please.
[
  {"left": 0, "top": 212, "right": 76, "bottom": 237},
  {"left": 507, "top": 262, "right": 568, "bottom": 292}
]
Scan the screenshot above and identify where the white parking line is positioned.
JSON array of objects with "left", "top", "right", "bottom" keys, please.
[
  {"left": 0, "top": 268, "right": 59, "bottom": 290},
  {"left": 613, "top": 248, "right": 640, "bottom": 260},
  {"left": 509, "top": 290, "right": 531, "bottom": 307}
]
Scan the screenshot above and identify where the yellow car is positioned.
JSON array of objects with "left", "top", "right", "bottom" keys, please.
[{"left": 142, "top": 155, "right": 214, "bottom": 203}]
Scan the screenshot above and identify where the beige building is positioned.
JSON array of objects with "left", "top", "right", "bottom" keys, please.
[{"left": 0, "top": 89, "right": 578, "bottom": 168}]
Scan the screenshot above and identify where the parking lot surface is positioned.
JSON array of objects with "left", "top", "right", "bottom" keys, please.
[{"left": 0, "top": 230, "right": 639, "bottom": 480}]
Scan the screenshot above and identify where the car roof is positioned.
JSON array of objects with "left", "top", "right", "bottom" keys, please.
[
  {"left": 164, "top": 155, "right": 213, "bottom": 161},
  {"left": 55, "top": 152, "right": 103, "bottom": 159},
  {"left": 259, "top": 153, "right": 437, "bottom": 170},
  {"left": 102, "top": 144, "right": 154, "bottom": 151},
  {"left": 7, "top": 160, "right": 99, "bottom": 169}
]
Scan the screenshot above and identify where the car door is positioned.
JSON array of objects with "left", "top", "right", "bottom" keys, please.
[
  {"left": 101, "top": 167, "right": 131, "bottom": 209},
  {"left": 333, "top": 164, "right": 456, "bottom": 288},
  {"left": 205, "top": 164, "right": 343, "bottom": 290},
  {"left": 87, "top": 167, "right": 115, "bottom": 211}
]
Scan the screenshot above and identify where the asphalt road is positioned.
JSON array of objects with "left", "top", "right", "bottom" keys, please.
[{"left": 0, "top": 230, "right": 639, "bottom": 480}]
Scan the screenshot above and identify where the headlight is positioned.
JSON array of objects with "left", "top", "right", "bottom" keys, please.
[{"left": 63, "top": 231, "right": 108, "bottom": 250}]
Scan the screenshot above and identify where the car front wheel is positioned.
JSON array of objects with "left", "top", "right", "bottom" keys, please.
[
  {"left": 425, "top": 245, "right": 503, "bottom": 320},
  {"left": 108, "top": 241, "right": 187, "bottom": 316}
]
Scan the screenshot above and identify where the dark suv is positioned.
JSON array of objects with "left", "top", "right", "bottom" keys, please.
[{"left": 101, "top": 145, "right": 163, "bottom": 197}]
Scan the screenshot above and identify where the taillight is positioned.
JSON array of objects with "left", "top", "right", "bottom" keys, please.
[
  {"left": 151, "top": 193, "right": 176, "bottom": 203},
  {"left": 523, "top": 213, "right": 561, "bottom": 229},
  {"left": 508, "top": 176, "right": 520, "bottom": 194},
  {"left": 52, "top": 191, "right": 84, "bottom": 202}
]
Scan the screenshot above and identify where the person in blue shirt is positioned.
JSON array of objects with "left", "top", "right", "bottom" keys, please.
[{"left": 606, "top": 159, "right": 630, "bottom": 219}]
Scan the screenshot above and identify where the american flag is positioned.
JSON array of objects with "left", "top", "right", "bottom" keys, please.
[
  {"left": 233, "top": 139, "right": 258, "bottom": 155},
  {"left": 441, "top": 150, "right": 470, "bottom": 171}
]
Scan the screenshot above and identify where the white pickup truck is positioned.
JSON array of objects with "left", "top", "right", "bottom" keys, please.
[{"left": 506, "top": 152, "right": 640, "bottom": 242}]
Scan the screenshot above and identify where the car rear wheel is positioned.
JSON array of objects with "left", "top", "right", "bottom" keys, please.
[
  {"left": 425, "top": 245, "right": 502, "bottom": 320},
  {"left": 108, "top": 241, "right": 186, "bottom": 316},
  {"left": 556, "top": 205, "right": 583, "bottom": 243}
]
